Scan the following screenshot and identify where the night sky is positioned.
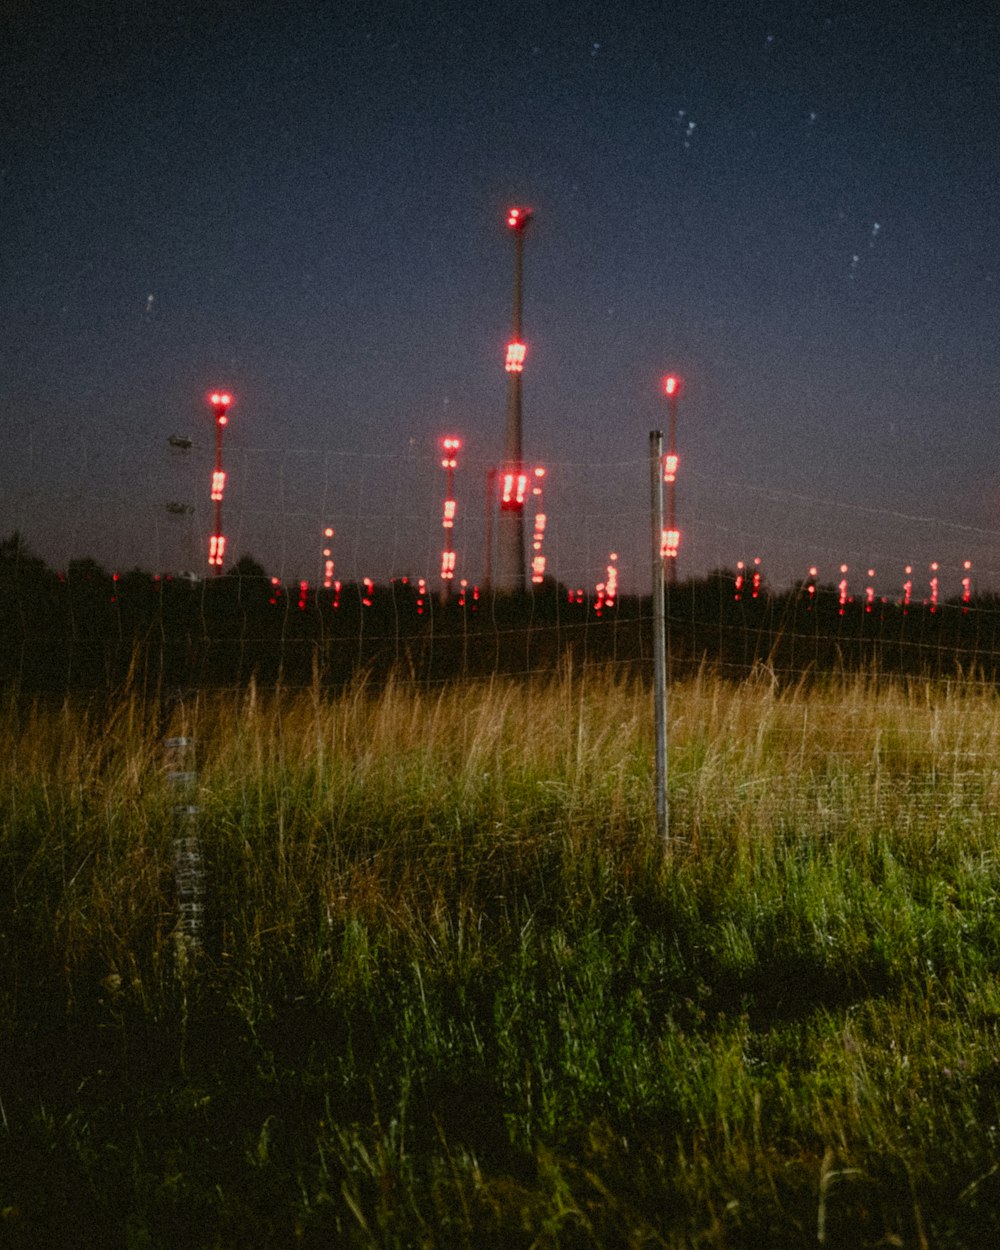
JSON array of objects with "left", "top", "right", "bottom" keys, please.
[{"left": 3, "top": 1, "right": 999, "bottom": 598}]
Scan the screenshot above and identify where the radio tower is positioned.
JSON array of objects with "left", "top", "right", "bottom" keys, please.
[
  {"left": 662, "top": 375, "right": 681, "bottom": 585},
  {"left": 439, "top": 436, "right": 461, "bottom": 599},
  {"left": 207, "top": 390, "right": 233, "bottom": 574},
  {"left": 496, "top": 205, "right": 533, "bottom": 592}
]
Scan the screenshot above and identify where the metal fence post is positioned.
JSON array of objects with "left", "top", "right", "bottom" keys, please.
[
  {"left": 165, "top": 733, "right": 205, "bottom": 960},
  {"left": 650, "top": 431, "right": 669, "bottom": 849}
]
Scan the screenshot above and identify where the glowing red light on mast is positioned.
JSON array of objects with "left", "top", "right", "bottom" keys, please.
[
  {"left": 439, "top": 436, "right": 462, "bottom": 589},
  {"left": 322, "top": 526, "right": 335, "bottom": 590},
  {"left": 662, "top": 373, "right": 682, "bottom": 585},
  {"left": 500, "top": 472, "right": 528, "bottom": 510},
  {"left": 207, "top": 389, "right": 234, "bottom": 574},
  {"left": 661, "top": 529, "right": 680, "bottom": 559},
  {"left": 208, "top": 534, "right": 226, "bottom": 567},
  {"left": 605, "top": 552, "right": 619, "bottom": 607},
  {"left": 530, "top": 466, "right": 547, "bottom": 584}
]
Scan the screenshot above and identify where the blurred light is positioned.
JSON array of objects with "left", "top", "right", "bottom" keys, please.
[
  {"left": 501, "top": 472, "right": 527, "bottom": 508},
  {"left": 505, "top": 341, "right": 526, "bottom": 372},
  {"left": 663, "top": 375, "right": 680, "bottom": 397}
]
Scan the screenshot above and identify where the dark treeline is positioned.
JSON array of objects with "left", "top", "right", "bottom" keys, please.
[{"left": 3, "top": 532, "right": 1000, "bottom": 692}]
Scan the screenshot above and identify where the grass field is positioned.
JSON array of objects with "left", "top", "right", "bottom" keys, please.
[{"left": 4, "top": 666, "right": 1000, "bottom": 1247}]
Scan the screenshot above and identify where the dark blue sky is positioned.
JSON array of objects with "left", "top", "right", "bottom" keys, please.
[{"left": 3, "top": 0, "right": 999, "bottom": 596}]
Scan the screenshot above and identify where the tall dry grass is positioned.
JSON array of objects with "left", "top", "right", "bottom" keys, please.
[{"left": 5, "top": 667, "right": 1000, "bottom": 1246}]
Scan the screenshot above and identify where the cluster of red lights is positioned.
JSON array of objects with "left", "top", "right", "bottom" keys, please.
[
  {"left": 594, "top": 553, "right": 619, "bottom": 616},
  {"left": 505, "top": 341, "right": 526, "bottom": 373},
  {"left": 797, "top": 561, "right": 975, "bottom": 614},
  {"left": 530, "top": 467, "right": 547, "bottom": 584},
  {"left": 733, "top": 558, "right": 762, "bottom": 601},
  {"left": 457, "top": 579, "right": 479, "bottom": 609},
  {"left": 661, "top": 529, "right": 680, "bottom": 560},
  {"left": 500, "top": 471, "right": 527, "bottom": 510},
  {"left": 322, "top": 527, "right": 335, "bottom": 589},
  {"left": 439, "top": 436, "right": 461, "bottom": 584},
  {"left": 208, "top": 390, "right": 234, "bottom": 573},
  {"left": 209, "top": 391, "right": 232, "bottom": 425}
]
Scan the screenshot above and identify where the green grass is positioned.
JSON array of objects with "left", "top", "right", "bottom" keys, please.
[{"left": 4, "top": 668, "right": 1000, "bottom": 1246}]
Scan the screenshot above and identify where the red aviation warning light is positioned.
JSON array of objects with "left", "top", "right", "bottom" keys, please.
[
  {"left": 505, "top": 342, "right": 526, "bottom": 372},
  {"left": 530, "top": 465, "right": 547, "bottom": 582},
  {"left": 501, "top": 472, "right": 528, "bottom": 510},
  {"left": 903, "top": 565, "right": 913, "bottom": 611},
  {"left": 865, "top": 569, "right": 876, "bottom": 613},
  {"left": 438, "top": 435, "right": 461, "bottom": 592},
  {"left": 506, "top": 205, "right": 533, "bottom": 230},
  {"left": 962, "top": 560, "right": 972, "bottom": 610},
  {"left": 929, "top": 561, "right": 940, "bottom": 613},
  {"left": 661, "top": 529, "right": 680, "bottom": 559},
  {"left": 207, "top": 390, "right": 234, "bottom": 574},
  {"left": 209, "top": 391, "right": 233, "bottom": 424},
  {"left": 605, "top": 552, "right": 619, "bottom": 607},
  {"left": 838, "top": 563, "right": 848, "bottom": 614},
  {"left": 322, "top": 526, "right": 335, "bottom": 589},
  {"left": 662, "top": 453, "right": 679, "bottom": 483},
  {"left": 734, "top": 560, "right": 745, "bottom": 601},
  {"left": 663, "top": 375, "right": 680, "bottom": 397},
  {"left": 440, "top": 436, "right": 461, "bottom": 469}
]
